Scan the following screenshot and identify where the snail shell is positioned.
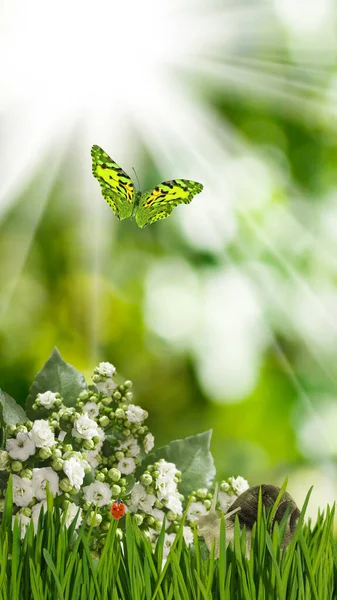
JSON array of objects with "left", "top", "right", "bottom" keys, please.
[
  {"left": 225, "top": 484, "right": 300, "bottom": 552},
  {"left": 197, "top": 484, "right": 300, "bottom": 557}
]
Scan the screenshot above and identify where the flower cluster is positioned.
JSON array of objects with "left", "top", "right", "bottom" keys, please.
[
  {"left": 0, "top": 354, "right": 249, "bottom": 556},
  {"left": 0, "top": 362, "right": 154, "bottom": 545}
]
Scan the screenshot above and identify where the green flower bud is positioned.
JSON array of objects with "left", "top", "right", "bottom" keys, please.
[
  {"left": 137, "top": 427, "right": 145, "bottom": 435},
  {"left": 79, "top": 390, "right": 89, "bottom": 400},
  {"left": 115, "top": 408, "right": 125, "bottom": 419},
  {"left": 120, "top": 487, "right": 126, "bottom": 496},
  {"left": 154, "top": 519, "right": 163, "bottom": 532},
  {"left": 89, "top": 395, "right": 97, "bottom": 403},
  {"left": 196, "top": 488, "right": 207, "bottom": 499},
  {"left": 189, "top": 495, "right": 197, "bottom": 503},
  {"left": 20, "top": 468, "right": 33, "bottom": 479},
  {"left": 119, "top": 385, "right": 125, "bottom": 392},
  {"left": 133, "top": 513, "right": 143, "bottom": 526},
  {"left": 122, "top": 429, "right": 130, "bottom": 437},
  {"left": 102, "top": 396, "right": 112, "bottom": 406},
  {"left": 124, "top": 392, "right": 133, "bottom": 402},
  {"left": 7, "top": 425, "right": 16, "bottom": 436},
  {"left": 92, "top": 436, "right": 101, "bottom": 444},
  {"left": 124, "top": 380, "right": 132, "bottom": 389},
  {"left": 101, "top": 521, "right": 110, "bottom": 531},
  {"left": 108, "top": 468, "right": 121, "bottom": 482},
  {"left": 111, "top": 484, "right": 121, "bottom": 497},
  {"left": 39, "top": 447, "right": 52, "bottom": 460},
  {"left": 152, "top": 470, "right": 159, "bottom": 479},
  {"left": 60, "top": 478, "right": 73, "bottom": 493},
  {"left": 166, "top": 511, "right": 176, "bottom": 521},
  {"left": 83, "top": 501, "right": 91, "bottom": 511},
  {"left": 83, "top": 439, "right": 94, "bottom": 450},
  {"left": 154, "top": 499, "right": 163, "bottom": 509},
  {"left": 55, "top": 399, "right": 62, "bottom": 407},
  {"left": 92, "top": 374, "right": 101, "bottom": 383},
  {"left": 141, "top": 473, "right": 153, "bottom": 487},
  {"left": 113, "top": 391, "right": 122, "bottom": 401},
  {"left": 77, "top": 401, "right": 84, "bottom": 409},
  {"left": 88, "top": 511, "right": 102, "bottom": 527},
  {"left": 99, "top": 416, "right": 109, "bottom": 428},
  {"left": 21, "top": 507, "right": 32, "bottom": 517},
  {"left": 147, "top": 516, "right": 155, "bottom": 526},
  {"left": 11, "top": 461, "right": 23, "bottom": 473},
  {"left": 115, "top": 451, "right": 124, "bottom": 461},
  {"left": 119, "top": 478, "right": 126, "bottom": 486},
  {"left": 101, "top": 467, "right": 108, "bottom": 475},
  {"left": 52, "top": 449, "right": 62, "bottom": 459},
  {"left": 16, "top": 425, "right": 27, "bottom": 434},
  {"left": 51, "top": 459, "right": 64, "bottom": 471},
  {"left": 63, "top": 444, "right": 73, "bottom": 453},
  {"left": 96, "top": 472, "right": 105, "bottom": 482},
  {"left": 32, "top": 403, "right": 38, "bottom": 411}
]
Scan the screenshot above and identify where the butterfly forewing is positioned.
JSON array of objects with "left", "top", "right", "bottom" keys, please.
[
  {"left": 135, "top": 179, "right": 203, "bottom": 228},
  {"left": 91, "top": 145, "right": 135, "bottom": 220}
]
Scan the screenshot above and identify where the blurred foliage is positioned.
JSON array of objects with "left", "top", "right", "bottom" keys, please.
[{"left": 2, "top": 45, "right": 337, "bottom": 512}]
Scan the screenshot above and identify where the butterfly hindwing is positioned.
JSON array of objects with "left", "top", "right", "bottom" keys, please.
[
  {"left": 135, "top": 179, "right": 203, "bottom": 228},
  {"left": 91, "top": 145, "right": 135, "bottom": 220}
]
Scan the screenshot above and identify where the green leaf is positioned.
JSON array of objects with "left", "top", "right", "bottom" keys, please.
[
  {"left": 0, "top": 389, "right": 27, "bottom": 426},
  {"left": 138, "top": 430, "right": 215, "bottom": 497},
  {"left": 25, "top": 347, "right": 87, "bottom": 418}
]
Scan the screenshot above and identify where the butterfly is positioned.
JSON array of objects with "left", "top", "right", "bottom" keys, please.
[
  {"left": 91, "top": 145, "right": 203, "bottom": 227},
  {"left": 110, "top": 498, "right": 126, "bottom": 520}
]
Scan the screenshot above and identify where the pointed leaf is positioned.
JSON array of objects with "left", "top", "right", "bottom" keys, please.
[
  {"left": 25, "top": 347, "right": 86, "bottom": 418},
  {"left": 0, "top": 389, "right": 27, "bottom": 426},
  {"left": 137, "top": 430, "right": 215, "bottom": 496}
]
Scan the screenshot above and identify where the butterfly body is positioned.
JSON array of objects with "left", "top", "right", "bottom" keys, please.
[{"left": 91, "top": 145, "right": 203, "bottom": 227}]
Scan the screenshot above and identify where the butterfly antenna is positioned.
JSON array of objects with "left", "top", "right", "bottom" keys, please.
[{"left": 132, "top": 167, "right": 141, "bottom": 190}]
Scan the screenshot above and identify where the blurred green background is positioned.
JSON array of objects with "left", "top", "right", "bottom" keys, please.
[{"left": 1, "top": 0, "right": 337, "bottom": 516}]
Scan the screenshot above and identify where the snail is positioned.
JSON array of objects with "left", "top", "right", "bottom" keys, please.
[{"left": 197, "top": 484, "right": 300, "bottom": 557}]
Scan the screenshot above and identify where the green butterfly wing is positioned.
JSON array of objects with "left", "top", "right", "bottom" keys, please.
[
  {"left": 91, "top": 145, "right": 136, "bottom": 220},
  {"left": 135, "top": 179, "right": 203, "bottom": 228}
]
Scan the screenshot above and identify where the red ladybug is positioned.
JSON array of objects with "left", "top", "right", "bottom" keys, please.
[{"left": 110, "top": 498, "right": 126, "bottom": 520}]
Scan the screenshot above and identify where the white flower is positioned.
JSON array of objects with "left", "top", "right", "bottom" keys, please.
[
  {"left": 32, "top": 467, "right": 59, "bottom": 500},
  {"left": 129, "top": 483, "right": 155, "bottom": 513},
  {"left": 125, "top": 404, "right": 148, "bottom": 423},
  {"left": 12, "top": 512, "right": 31, "bottom": 539},
  {"left": 72, "top": 414, "right": 99, "bottom": 440},
  {"left": 183, "top": 526, "right": 194, "bottom": 546},
  {"left": 143, "top": 433, "right": 154, "bottom": 453},
  {"left": 118, "top": 437, "right": 140, "bottom": 457},
  {"left": 154, "top": 460, "right": 178, "bottom": 501},
  {"left": 96, "top": 362, "right": 116, "bottom": 378},
  {"left": 86, "top": 449, "right": 100, "bottom": 468},
  {"left": 228, "top": 476, "right": 249, "bottom": 496},
  {"left": 117, "top": 457, "right": 136, "bottom": 475},
  {"left": 12, "top": 475, "right": 34, "bottom": 507},
  {"left": 37, "top": 391, "right": 58, "bottom": 408},
  {"left": 30, "top": 420, "right": 55, "bottom": 448},
  {"left": 82, "top": 402, "right": 99, "bottom": 418},
  {"left": 218, "top": 491, "right": 237, "bottom": 512},
  {"left": 148, "top": 507, "right": 166, "bottom": 524},
  {"left": 166, "top": 493, "right": 183, "bottom": 516},
  {"left": 0, "top": 450, "right": 9, "bottom": 470},
  {"left": 6, "top": 432, "right": 36, "bottom": 461},
  {"left": 187, "top": 502, "right": 208, "bottom": 522},
  {"left": 83, "top": 482, "right": 112, "bottom": 507},
  {"left": 63, "top": 502, "right": 83, "bottom": 528},
  {"left": 163, "top": 533, "right": 176, "bottom": 559},
  {"left": 58, "top": 430, "right": 67, "bottom": 442},
  {"left": 31, "top": 501, "right": 47, "bottom": 532},
  {"left": 63, "top": 457, "right": 85, "bottom": 490},
  {"left": 96, "top": 379, "right": 117, "bottom": 396}
]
